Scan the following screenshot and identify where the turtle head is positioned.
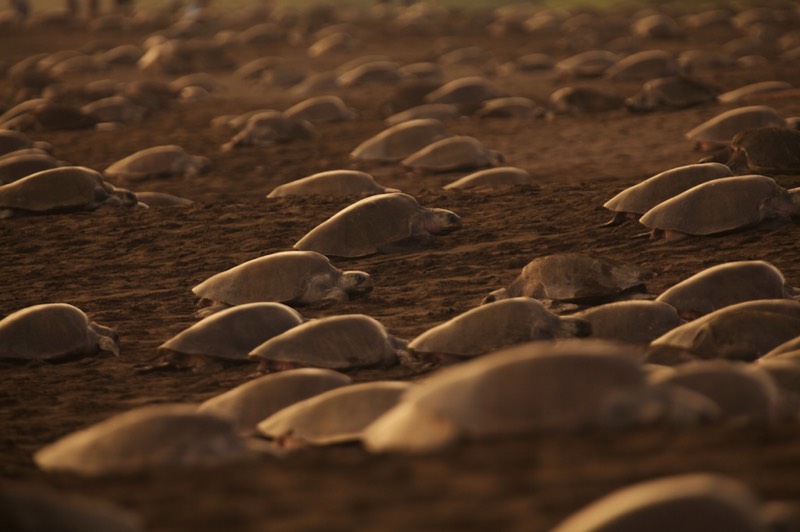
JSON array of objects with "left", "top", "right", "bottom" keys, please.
[
  {"left": 481, "top": 288, "right": 510, "bottom": 305},
  {"left": 111, "top": 187, "right": 140, "bottom": 207},
  {"left": 423, "top": 208, "right": 462, "bottom": 235},
  {"left": 487, "top": 149, "right": 505, "bottom": 166},
  {"left": 341, "top": 270, "right": 374, "bottom": 296}
]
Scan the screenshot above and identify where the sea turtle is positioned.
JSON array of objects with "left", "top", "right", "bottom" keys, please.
[
  {"left": 648, "top": 299, "right": 800, "bottom": 362},
  {"left": 34, "top": 404, "right": 247, "bottom": 476},
  {"left": 686, "top": 105, "right": 786, "bottom": 151},
  {"left": 80, "top": 96, "right": 147, "bottom": 125},
  {"left": 443, "top": 166, "right": 538, "bottom": 190},
  {"left": 605, "top": 49, "right": 678, "bottom": 81},
  {"left": 401, "top": 136, "right": 503, "bottom": 173},
  {"left": 154, "top": 303, "right": 304, "bottom": 370},
  {"left": 551, "top": 474, "right": 765, "bottom": 532},
  {"left": 234, "top": 56, "right": 284, "bottom": 81},
  {"left": 289, "top": 71, "right": 340, "bottom": 96},
  {"left": 0, "top": 481, "right": 143, "bottom": 532},
  {"left": 625, "top": 76, "right": 717, "bottom": 113},
  {"left": 307, "top": 32, "right": 357, "bottom": 58},
  {"left": 133, "top": 191, "right": 194, "bottom": 207},
  {"left": 168, "top": 72, "right": 224, "bottom": 95},
  {"left": 198, "top": 368, "right": 352, "bottom": 433},
  {"left": 554, "top": 50, "right": 620, "bottom": 78},
  {"left": 104, "top": 145, "right": 210, "bottom": 181},
  {"left": 573, "top": 300, "right": 682, "bottom": 344},
  {"left": 0, "top": 129, "right": 51, "bottom": 156},
  {"left": 223, "top": 111, "right": 314, "bottom": 150},
  {"left": 677, "top": 49, "right": 735, "bottom": 73},
  {"left": 716, "top": 127, "right": 800, "bottom": 176},
  {"left": 474, "top": 97, "right": 544, "bottom": 119},
  {"left": 424, "top": 76, "right": 504, "bottom": 112},
  {"left": 601, "top": 162, "right": 734, "bottom": 226},
  {"left": 650, "top": 360, "right": 779, "bottom": 421},
  {"left": 248, "top": 314, "right": 408, "bottom": 373},
  {"left": 283, "top": 95, "right": 357, "bottom": 123},
  {"left": 407, "top": 297, "right": 591, "bottom": 364},
  {"left": 366, "top": 339, "right": 647, "bottom": 452},
  {"left": 0, "top": 151, "right": 63, "bottom": 185},
  {"left": 192, "top": 250, "right": 373, "bottom": 312},
  {"left": 483, "top": 253, "right": 648, "bottom": 305},
  {"left": 638, "top": 175, "right": 800, "bottom": 239},
  {"left": 397, "top": 62, "right": 444, "bottom": 83},
  {"left": 0, "top": 303, "right": 119, "bottom": 361},
  {"left": 632, "top": 13, "right": 682, "bottom": 38},
  {"left": 0, "top": 166, "right": 138, "bottom": 218},
  {"left": 656, "top": 261, "right": 796, "bottom": 320},
  {"left": 384, "top": 103, "right": 461, "bottom": 126},
  {"left": 267, "top": 170, "right": 398, "bottom": 199},
  {"left": 549, "top": 86, "right": 624, "bottom": 114},
  {"left": 717, "top": 81, "right": 793, "bottom": 104},
  {"left": 502, "top": 53, "right": 555, "bottom": 74},
  {"left": 350, "top": 118, "right": 451, "bottom": 163},
  {"left": 256, "top": 381, "right": 411, "bottom": 446},
  {"left": 336, "top": 60, "right": 402, "bottom": 87},
  {"left": 294, "top": 192, "right": 461, "bottom": 258}
]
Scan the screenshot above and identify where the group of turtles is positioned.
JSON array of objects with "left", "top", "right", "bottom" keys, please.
[{"left": 3, "top": 0, "right": 800, "bottom": 530}]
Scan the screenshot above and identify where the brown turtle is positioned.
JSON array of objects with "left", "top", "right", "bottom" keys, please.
[
  {"left": 648, "top": 299, "right": 800, "bottom": 362},
  {"left": 717, "top": 127, "right": 800, "bottom": 176},
  {"left": 605, "top": 49, "right": 678, "bottom": 81},
  {"left": 192, "top": 250, "right": 373, "bottom": 311},
  {"left": 407, "top": 297, "right": 590, "bottom": 363},
  {"left": 686, "top": 105, "right": 786, "bottom": 151},
  {"left": 0, "top": 303, "right": 119, "bottom": 361},
  {"left": 350, "top": 118, "right": 451, "bottom": 163},
  {"left": 602, "top": 162, "right": 733, "bottom": 226},
  {"left": 256, "top": 381, "right": 411, "bottom": 446},
  {"left": 34, "top": 404, "right": 247, "bottom": 476},
  {"left": 0, "top": 129, "right": 51, "bottom": 156},
  {"left": 198, "top": 368, "right": 352, "bottom": 433},
  {"left": 656, "top": 261, "right": 797, "bottom": 320},
  {"left": 549, "top": 86, "right": 624, "bottom": 114},
  {"left": 401, "top": 136, "right": 503, "bottom": 173},
  {"left": 443, "top": 166, "right": 538, "bottom": 190},
  {"left": 483, "top": 253, "right": 648, "bottom": 305},
  {"left": 574, "top": 300, "right": 682, "bottom": 344},
  {"left": 424, "top": 76, "right": 504, "bottom": 112},
  {"left": 552, "top": 474, "right": 767, "bottom": 532},
  {"left": 223, "top": 111, "right": 314, "bottom": 150},
  {"left": 0, "top": 166, "right": 138, "bottom": 218},
  {"left": 248, "top": 314, "right": 408, "bottom": 373},
  {"left": 717, "top": 81, "right": 794, "bottom": 104},
  {"left": 104, "top": 145, "right": 210, "bottom": 181},
  {"left": 154, "top": 303, "right": 304, "bottom": 370},
  {"left": 625, "top": 76, "right": 717, "bottom": 113},
  {"left": 555, "top": 50, "right": 620, "bottom": 78},
  {"left": 294, "top": 193, "right": 461, "bottom": 258},
  {"left": 0, "top": 151, "right": 63, "bottom": 185},
  {"left": 267, "top": 170, "right": 398, "bottom": 199},
  {"left": 384, "top": 103, "right": 461, "bottom": 126},
  {"left": 283, "top": 95, "right": 357, "bottom": 123},
  {"left": 639, "top": 175, "right": 800, "bottom": 239}
]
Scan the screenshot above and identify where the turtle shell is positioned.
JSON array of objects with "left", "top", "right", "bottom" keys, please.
[
  {"left": 401, "top": 136, "right": 499, "bottom": 173},
  {"left": 656, "top": 261, "right": 793, "bottom": 319},
  {"left": 686, "top": 105, "right": 785, "bottom": 145},
  {"left": 603, "top": 162, "right": 733, "bottom": 216},
  {"left": 248, "top": 314, "right": 403, "bottom": 370},
  {"left": 256, "top": 381, "right": 411, "bottom": 445},
  {"left": 192, "top": 250, "right": 354, "bottom": 306},
  {"left": 574, "top": 300, "right": 682, "bottom": 344},
  {"left": 503, "top": 253, "right": 648, "bottom": 303},
  {"left": 727, "top": 127, "right": 800, "bottom": 175},
  {"left": 294, "top": 192, "right": 451, "bottom": 258},
  {"left": 0, "top": 166, "right": 119, "bottom": 216},
  {"left": 0, "top": 303, "right": 116, "bottom": 361},
  {"left": 443, "top": 166, "right": 537, "bottom": 190},
  {"left": 104, "top": 145, "right": 208, "bottom": 180},
  {"left": 639, "top": 175, "right": 793, "bottom": 236},
  {"left": 350, "top": 118, "right": 451, "bottom": 162},
  {"left": 267, "top": 170, "right": 395, "bottom": 199},
  {"left": 158, "top": 302, "right": 303, "bottom": 361},
  {"left": 283, "top": 95, "right": 356, "bottom": 123}
]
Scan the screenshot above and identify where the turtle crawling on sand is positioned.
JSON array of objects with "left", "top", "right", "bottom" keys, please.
[
  {"left": 639, "top": 175, "right": 800, "bottom": 240},
  {"left": 0, "top": 166, "right": 138, "bottom": 218},
  {"left": 193, "top": 251, "right": 373, "bottom": 314},
  {"left": 295, "top": 193, "right": 461, "bottom": 258},
  {"left": 483, "top": 253, "right": 648, "bottom": 305},
  {"left": 0, "top": 303, "right": 119, "bottom": 361},
  {"left": 104, "top": 145, "right": 210, "bottom": 181}
]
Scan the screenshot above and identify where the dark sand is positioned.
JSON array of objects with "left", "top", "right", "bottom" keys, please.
[{"left": 3, "top": 4, "right": 800, "bottom": 530}]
